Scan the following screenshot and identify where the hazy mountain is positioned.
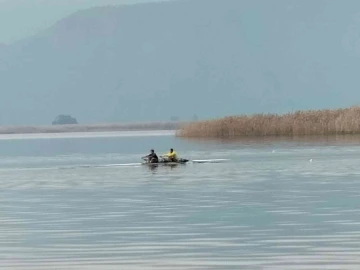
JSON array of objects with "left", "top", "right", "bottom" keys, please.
[
  {"left": 0, "top": 0, "right": 171, "bottom": 44},
  {"left": 1, "top": 0, "right": 360, "bottom": 125}
]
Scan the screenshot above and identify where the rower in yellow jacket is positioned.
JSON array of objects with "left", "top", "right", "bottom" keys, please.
[{"left": 163, "top": 148, "right": 178, "bottom": 162}]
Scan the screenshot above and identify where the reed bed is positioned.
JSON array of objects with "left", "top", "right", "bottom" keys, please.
[{"left": 177, "top": 107, "right": 360, "bottom": 138}]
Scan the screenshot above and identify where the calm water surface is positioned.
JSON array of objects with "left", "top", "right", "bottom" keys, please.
[{"left": 1, "top": 131, "right": 360, "bottom": 269}]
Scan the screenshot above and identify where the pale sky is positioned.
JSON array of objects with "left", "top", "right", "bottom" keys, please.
[{"left": 0, "top": 0, "right": 172, "bottom": 44}]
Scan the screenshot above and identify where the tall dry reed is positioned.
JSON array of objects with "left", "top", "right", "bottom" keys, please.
[{"left": 177, "top": 107, "right": 360, "bottom": 138}]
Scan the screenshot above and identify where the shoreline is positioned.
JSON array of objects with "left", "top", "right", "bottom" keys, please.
[
  {"left": 0, "top": 130, "right": 176, "bottom": 140},
  {"left": 0, "top": 121, "right": 185, "bottom": 135}
]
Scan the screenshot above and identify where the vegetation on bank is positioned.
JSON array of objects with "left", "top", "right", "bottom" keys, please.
[
  {"left": 52, "top": 115, "right": 78, "bottom": 125},
  {"left": 0, "top": 121, "right": 182, "bottom": 135},
  {"left": 177, "top": 107, "right": 360, "bottom": 138}
]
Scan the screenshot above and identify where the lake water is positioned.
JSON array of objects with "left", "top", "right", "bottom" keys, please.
[{"left": 1, "top": 131, "right": 360, "bottom": 270}]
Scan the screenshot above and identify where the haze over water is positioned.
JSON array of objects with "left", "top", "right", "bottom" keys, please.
[{"left": 1, "top": 131, "right": 360, "bottom": 269}]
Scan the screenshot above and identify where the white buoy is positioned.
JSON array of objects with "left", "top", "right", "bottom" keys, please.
[{"left": 309, "top": 159, "right": 313, "bottom": 163}]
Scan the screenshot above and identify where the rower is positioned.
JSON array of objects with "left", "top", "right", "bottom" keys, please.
[
  {"left": 163, "top": 148, "right": 178, "bottom": 162},
  {"left": 143, "top": 149, "right": 158, "bottom": 163}
]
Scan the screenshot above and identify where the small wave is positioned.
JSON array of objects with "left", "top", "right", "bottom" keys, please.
[
  {"left": 0, "top": 159, "right": 231, "bottom": 173},
  {"left": 192, "top": 159, "right": 230, "bottom": 163},
  {"left": 97, "top": 163, "right": 143, "bottom": 167}
]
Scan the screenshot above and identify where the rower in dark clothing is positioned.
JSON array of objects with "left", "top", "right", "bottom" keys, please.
[{"left": 143, "top": 149, "right": 158, "bottom": 163}]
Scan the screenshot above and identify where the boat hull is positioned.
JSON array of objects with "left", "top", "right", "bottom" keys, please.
[{"left": 142, "top": 158, "right": 189, "bottom": 166}]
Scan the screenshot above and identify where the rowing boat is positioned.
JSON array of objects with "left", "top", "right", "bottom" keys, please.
[{"left": 142, "top": 157, "right": 189, "bottom": 166}]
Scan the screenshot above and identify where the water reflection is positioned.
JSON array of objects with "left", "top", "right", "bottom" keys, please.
[
  {"left": 181, "top": 134, "right": 360, "bottom": 146},
  {"left": 146, "top": 163, "right": 159, "bottom": 173},
  {"left": 143, "top": 163, "right": 182, "bottom": 174}
]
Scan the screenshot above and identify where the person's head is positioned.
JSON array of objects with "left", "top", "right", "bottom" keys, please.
[
  {"left": 170, "top": 148, "right": 173, "bottom": 153},
  {"left": 150, "top": 149, "right": 154, "bottom": 153}
]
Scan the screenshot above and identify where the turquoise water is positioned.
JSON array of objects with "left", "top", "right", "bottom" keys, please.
[{"left": 1, "top": 131, "right": 360, "bottom": 269}]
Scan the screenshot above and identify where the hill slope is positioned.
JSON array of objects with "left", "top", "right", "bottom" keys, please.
[{"left": 1, "top": 0, "right": 360, "bottom": 125}]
